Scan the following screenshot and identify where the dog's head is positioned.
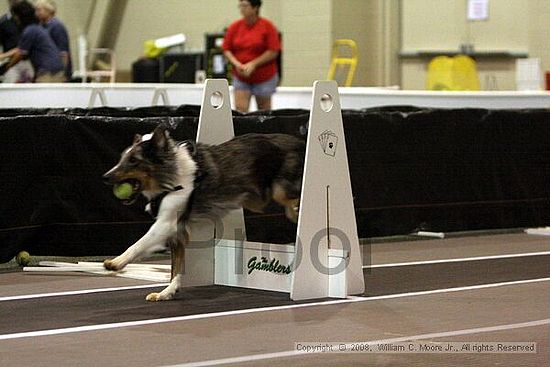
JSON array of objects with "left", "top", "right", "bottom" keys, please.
[{"left": 102, "top": 123, "right": 178, "bottom": 204}]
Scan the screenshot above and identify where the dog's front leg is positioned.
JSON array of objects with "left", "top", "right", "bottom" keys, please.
[
  {"left": 104, "top": 219, "right": 176, "bottom": 271},
  {"left": 146, "top": 224, "right": 188, "bottom": 302}
]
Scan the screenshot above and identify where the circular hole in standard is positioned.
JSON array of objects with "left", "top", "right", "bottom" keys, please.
[
  {"left": 320, "top": 93, "right": 333, "bottom": 112},
  {"left": 210, "top": 91, "right": 224, "bottom": 109}
]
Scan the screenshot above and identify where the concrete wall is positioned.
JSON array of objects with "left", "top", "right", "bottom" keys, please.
[
  {"left": 0, "top": 0, "right": 396, "bottom": 87},
  {"left": 400, "top": 0, "right": 548, "bottom": 90},
  {"left": 279, "top": 0, "right": 332, "bottom": 86},
  {"left": 528, "top": 0, "right": 550, "bottom": 76},
  {"left": 102, "top": 0, "right": 334, "bottom": 86},
  {"left": 2, "top": 0, "right": 550, "bottom": 90},
  {"left": 331, "top": 0, "right": 369, "bottom": 86}
]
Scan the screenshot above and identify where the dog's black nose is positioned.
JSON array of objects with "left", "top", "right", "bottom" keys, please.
[{"left": 102, "top": 173, "right": 114, "bottom": 185}]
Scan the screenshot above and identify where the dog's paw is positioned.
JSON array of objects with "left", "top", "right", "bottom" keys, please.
[
  {"left": 146, "top": 292, "right": 173, "bottom": 302},
  {"left": 104, "top": 259, "right": 123, "bottom": 271}
]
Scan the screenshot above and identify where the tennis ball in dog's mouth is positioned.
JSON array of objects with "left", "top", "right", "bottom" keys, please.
[
  {"left": 15, "top": 251, "right": 31, "bottom": 266},
  {"left": 113, "top": 182, "right": 134, "bottom": 200}
]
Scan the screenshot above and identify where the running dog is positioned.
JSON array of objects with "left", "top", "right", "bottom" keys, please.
[{"left": 102, "top": 123, "right": 305, "bottom": 301}]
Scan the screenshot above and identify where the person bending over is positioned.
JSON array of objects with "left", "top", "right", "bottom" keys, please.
[
  {"left": 0, "top": 0, "right": 33, "bottom": 82},
  {"left": 0, "top": 0, "right": 64, "bottom": 82}
]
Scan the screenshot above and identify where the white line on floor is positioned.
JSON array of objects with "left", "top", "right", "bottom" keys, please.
[
  {"left": 346, "top": 277, "right": 550, "bottom": 302},
  {"left": 166, "top": 318, "right": 550, "bottom": 367},
  {"left": 1, "top": 277, "right": 549, "bottom": 341},
  {"left": 0, "top": 283, "right": 169, "bottom": 302},
  {"left": 363, "top": 251, "right": 550, "bottom": 269},
  {"left": 0, "top": 298, "right": 355, "bottom": 341},
  {"left": 6, "top": 251, "right": 547, "bottom": 302}
]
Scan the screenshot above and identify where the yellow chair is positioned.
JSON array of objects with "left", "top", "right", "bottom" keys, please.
[
  {"left": 327, "top": 39, "right": 358, "bottom": 87},
  {"left": 426, "top": 55, "right": 480, "bottom": 91}
]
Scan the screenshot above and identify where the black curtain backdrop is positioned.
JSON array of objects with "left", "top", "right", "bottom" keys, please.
[{"left": 1, "top": 106, "right": 549, "bottom": 262}]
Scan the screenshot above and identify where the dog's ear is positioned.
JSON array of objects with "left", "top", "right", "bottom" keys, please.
[
  {"left": 133, "top": 134, "right": 143, "bottom": 145},
  {"left": 152, "top": 123, "right": 171, "bottom": 150}
]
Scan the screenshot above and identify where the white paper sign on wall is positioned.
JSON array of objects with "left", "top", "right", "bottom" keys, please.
[{"left": 467, "top": 0, "right": 489, "bottom": 21}]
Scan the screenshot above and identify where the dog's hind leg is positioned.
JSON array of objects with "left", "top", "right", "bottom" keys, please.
[
  {"left": 284, "top": 199, "right": 300, "bottom": 223},
  {"left": 146, "top": 225, "right": 188, "bottom": 302},
  {"left": 272, "top": 181, "right": 300, "bottom": 223},
  {"left": 242, "top": 193, "right": 270, "bottom": 213}
]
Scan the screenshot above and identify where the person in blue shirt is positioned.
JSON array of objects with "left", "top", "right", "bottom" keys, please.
[
  {"left": 0, "top": 0, "right": 64, "bottom": 82},
  {"left": 35, "top": 0, "right": 72, "bottom": 81},
  {"left": 0, "top": 0, "right": 33, "bottom": 82}
]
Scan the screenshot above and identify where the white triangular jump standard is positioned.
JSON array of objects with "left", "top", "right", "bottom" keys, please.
[
  {"left": 196, "top": 78, "right": 246, "bottom": 242},
  {"left": 178, "top": 78, "right": 245, "bottom": 288},
  {"left": 184, "top": 79, "right": 364, "bottom": 299},
  {"left": 291, "top": 80, "right": 364, "bottom": 299}
]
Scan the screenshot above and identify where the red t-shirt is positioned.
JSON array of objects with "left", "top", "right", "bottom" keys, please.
[{"left": 222, "top": 17, "right": 281, "bottom": 84}]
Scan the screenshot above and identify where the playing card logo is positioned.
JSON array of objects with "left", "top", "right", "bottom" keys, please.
[{"left": 318, "top": 130, "right": 338, "bottom": 157}]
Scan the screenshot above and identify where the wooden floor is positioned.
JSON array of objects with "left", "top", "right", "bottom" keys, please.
[{"left": 1, "top": 233, "right": 549, "bottom": 366}]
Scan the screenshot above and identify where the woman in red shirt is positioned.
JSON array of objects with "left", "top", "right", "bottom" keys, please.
[{"left": 223, "top": 0, "right": 281, "bottom": 113}]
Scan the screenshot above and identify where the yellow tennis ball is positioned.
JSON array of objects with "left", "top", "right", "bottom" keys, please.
[
  {"left": 16, "top": 251, "right": 30, "bottom": 266},
  {"left": 113, "top": 182, "right": 133, "bottom": 200}
]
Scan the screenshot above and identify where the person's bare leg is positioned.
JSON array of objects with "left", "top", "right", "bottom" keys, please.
[
  {"left": 255, "top": 95, "right": 272, "bottom": 111},
  {"left": 234, "top": 89, "right": 252, "bottom": 113}
]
